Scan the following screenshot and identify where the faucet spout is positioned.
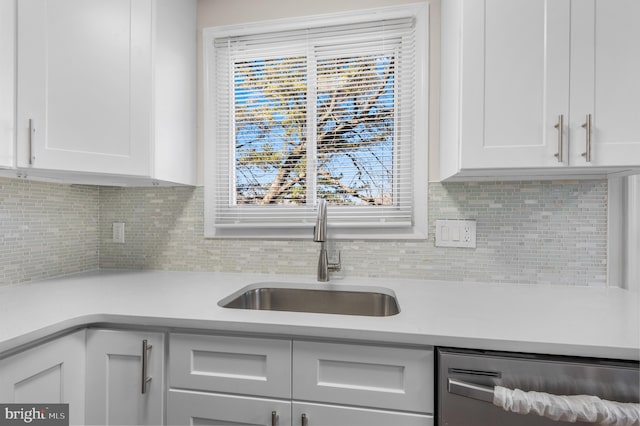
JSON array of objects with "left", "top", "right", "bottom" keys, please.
[
  {"left": 313, "top": 198, "right": 327, "bottom": 242},
  {"left": 314, "top": 198, "right": 340, "bottom": 282}
]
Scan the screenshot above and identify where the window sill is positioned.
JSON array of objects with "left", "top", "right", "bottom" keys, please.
[{"left": 205, "top": 224, "right": 428, "bottom": 240}]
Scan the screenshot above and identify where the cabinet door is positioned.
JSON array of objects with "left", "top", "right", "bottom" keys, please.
[
  {"left": 0, "top": 0, "right": 15, "bottom": 167},
  {"left": 16, "top": 0, "right": 151, "bottom": 175},
  {"left": 167, "top": 390, "right": 292, "bottom": 426},
  {"left": 569, "top": 0, "right": 640, "bottom": 167},
  {"left": 85, "top": 329, "right": 164, "bottom": 426},
  {"left": 292, "top": 402, "right": 433, "bottom": 426},
  {"left": 0, "top": 330, "right": 86, "bottom": 425},
  {"left": 459, "top": 0, "right": 571, "bottom": 169}
]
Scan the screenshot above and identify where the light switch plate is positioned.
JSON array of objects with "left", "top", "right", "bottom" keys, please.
[{"left": 435, "top": 219, "right": 476, "bottom": 248}]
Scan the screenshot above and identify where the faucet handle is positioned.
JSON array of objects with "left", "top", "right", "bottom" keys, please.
[{"left": 329, "top": 251, "right": 341, "bottom": 272}]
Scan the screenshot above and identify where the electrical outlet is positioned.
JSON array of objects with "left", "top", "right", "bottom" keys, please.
[
  {"left": 435, "top": 219, "right": 476, "bottom": 248},
  {"left": 112, "top": 222, "right": 125, "bottom": 244}
]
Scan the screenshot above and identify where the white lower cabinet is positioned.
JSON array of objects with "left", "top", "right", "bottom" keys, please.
[
  {"left": 85, "top": 329, "right": 164, "bottom": 425},
  {"left": 292, "top": 340, "right": 434, "bottom": 413},
  {"left": 167, "top": 333, "right": 434, "bottom": 426},
  {"left": 292, "top": 402, "right": 432, "bottom": 426},
  {"left": 169, "top": 333, "right": 291, "bottom": 398},
  {"left": 1, "top": 329, "right": 434, "bottom": 426},
  {"left": 0, "top": 329, "right": 86, "bottom": 425},
  {"left": 168, "top": 333, "right": 292, "bottom": 425},
  {"left": 167, "top": 390, "right": 292, "bottom": 426}
]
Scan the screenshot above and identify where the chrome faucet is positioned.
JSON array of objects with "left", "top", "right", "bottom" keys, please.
[{"left": 314, "top": 198, "right": 341, "bottom": 282}]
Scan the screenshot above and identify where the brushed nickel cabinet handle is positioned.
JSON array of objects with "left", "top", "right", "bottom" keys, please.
[
  {"left": 28, "top": 119, "right": 35, "bottom": 165},
  {"left": 553, "top": 114, "right": 564, "bottom": 163},
  {"left": 581, "top": 113, "right": 592, "bottom": 163},
  {"left": 301, "top": 413, "right": 308, "bottom": 426},
  {"left": 271, "top": 411, "right": 277, "bottom": 426},
  {"left": 141, "top": 339, "right": 152, "bottom": 394}
]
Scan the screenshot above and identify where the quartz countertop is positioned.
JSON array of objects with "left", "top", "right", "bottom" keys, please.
[{"left": 0, "top": 270, "right": 638, "bottom": 360}]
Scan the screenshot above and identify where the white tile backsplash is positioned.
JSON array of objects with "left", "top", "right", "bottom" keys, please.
[
  {"left": 0, "top": 176, "right": 607, "bottom": 286},
  {"left": 0, "top": 178, "right": 99, "bottom": 285},
  {"left": 98, "top": 180, "right": 608, "bottom": 286}
]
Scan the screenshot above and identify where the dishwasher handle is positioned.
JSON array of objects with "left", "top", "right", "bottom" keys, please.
[
  {"left": 448, "top": 378, "right": 495, "bottom": 403},
  {"left": 448, "top": 378, "right": 640, "bottom": 424}
]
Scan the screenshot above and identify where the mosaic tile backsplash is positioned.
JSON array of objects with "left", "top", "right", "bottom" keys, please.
[
  {"left": 0, "top": 178, "right": 99, "bottom": 285},
  {"left": 99, "top": 180, "right": 608, "bottom": 286},
  {"left": 0, "top": 176, "right": 607, "bottom": 286}
]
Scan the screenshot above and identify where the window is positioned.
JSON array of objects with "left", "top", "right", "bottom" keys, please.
[{"left": 204, "top": 5, "right": 428, "bottom": 239}]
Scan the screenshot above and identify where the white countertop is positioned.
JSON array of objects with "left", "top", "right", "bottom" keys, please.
[{"left": 1, "top": 270, "right": 638, "bottom": 360}]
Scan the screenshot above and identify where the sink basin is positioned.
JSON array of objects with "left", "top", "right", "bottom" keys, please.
[{"left": 219, "top": 283, "right": 400, "bottom": 317}]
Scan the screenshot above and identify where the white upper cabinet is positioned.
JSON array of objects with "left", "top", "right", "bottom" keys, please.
[
  {"left": 0, "top": 0, "right": 16, "bottom": 168},
  {"left": 453, "top": 0, "right": 570, "bottom": 170},
  {"left": 440, "top": 0, "right": 640, "bottom": 181},
  {"left": 569, "top": 0, "right": 640, "bottom": 167},
  {"left": 7, "top": 0, "right": 196, "bottom": 186},
  {"left": 17, "top": 0, "right": 151, "bottom": 175}
]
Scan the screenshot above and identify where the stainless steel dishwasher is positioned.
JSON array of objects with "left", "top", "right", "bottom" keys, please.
[{"left": 438, "top": 348, "right": 640, "bottom": 425}]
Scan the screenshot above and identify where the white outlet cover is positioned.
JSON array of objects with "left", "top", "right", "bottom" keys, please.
[
  {"left": 435, "top": 219, "right": 476, "bottom": 248},
  {"left": 112, "top": 222, "right": 125, "bottom": 244}
]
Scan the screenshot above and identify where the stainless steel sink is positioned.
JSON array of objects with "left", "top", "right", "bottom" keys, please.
[{"left": 219, "top": 283, "right": 400, "bottom": 317}]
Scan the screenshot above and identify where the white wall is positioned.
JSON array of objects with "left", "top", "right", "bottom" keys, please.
[
  {"left": 195, "top": 0, "right": 440, "bottom": 185},
  {"left": 627, "top": 175, "right": 640, "bottom": 292}
]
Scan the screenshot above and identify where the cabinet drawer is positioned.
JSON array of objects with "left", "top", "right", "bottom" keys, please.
[
  {"left": 169, "top": 333, "right": 291, "bottom": 398},
  {"left": 293, "top": 340, "right": 433, "bottom": 413},
  {"left": 293, "top": 402, "right": 433, "bottom": 426},
  {"left": 167, "top": 389, "right": 291, "bottom": 426}
]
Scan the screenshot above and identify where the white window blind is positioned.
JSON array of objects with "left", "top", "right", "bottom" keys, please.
[{"left": 204, "top": 6, "right": 428, "bottom": 239}]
